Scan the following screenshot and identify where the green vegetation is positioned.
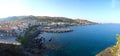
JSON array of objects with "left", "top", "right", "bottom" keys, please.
[
  {"left": 117, "top": 34, "right": 120, "bottom": 43},
  {"left": 17, "top": 25, "right": 38, "bottom": 47},
  {"left": 112, "top": 34, "right": 120, "bottom": 56},
  {"left": 17, "top": 36, "right": 25, "bottom": 43}
]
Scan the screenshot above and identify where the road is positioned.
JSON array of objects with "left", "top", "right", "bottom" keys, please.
[{"left": 0, "top": 36, "right": 21, "bottom": 45}]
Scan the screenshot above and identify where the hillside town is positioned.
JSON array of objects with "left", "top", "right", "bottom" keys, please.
[
  {"left": 0, "top": 16, "right": 96, "bottom": 37},
  {"left": 0, "top": 16, "right": 97, "bottom": 56}
]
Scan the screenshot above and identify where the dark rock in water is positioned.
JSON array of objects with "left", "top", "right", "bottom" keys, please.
[
  {"left": 49, "top": 38, "right": 52, "bottom": 42},
  {"left": 49, "top": 37, "right": 54, "bottom": 42}
]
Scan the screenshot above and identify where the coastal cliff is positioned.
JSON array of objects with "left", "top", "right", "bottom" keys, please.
[{"left": 96, "top": 35, "right": 120, "bottom": 56}]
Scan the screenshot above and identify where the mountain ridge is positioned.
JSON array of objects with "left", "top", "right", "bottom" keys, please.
[{"left": 0, "top": 15, "right": 97, "bottom": 24}]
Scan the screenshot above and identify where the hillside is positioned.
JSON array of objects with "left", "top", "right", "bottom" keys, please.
[{"left": 0, "top": 15, "right": 97, "bottom": 24}]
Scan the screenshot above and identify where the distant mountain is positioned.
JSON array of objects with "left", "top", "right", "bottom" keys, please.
[{"left": 0, "top": 15, "right": 97, "bottom": 24}]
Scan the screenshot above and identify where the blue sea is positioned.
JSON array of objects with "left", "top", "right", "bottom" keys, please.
[{"left": 42, "top": 24, "right": 120, "bottom": 56}]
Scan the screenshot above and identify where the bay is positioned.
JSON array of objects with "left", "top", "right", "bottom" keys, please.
[{"left": 42, "top": 24, "right": 120, "bottom": 56}]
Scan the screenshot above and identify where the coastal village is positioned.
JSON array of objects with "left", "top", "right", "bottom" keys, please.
[
  {"left": 0, "top": 16, "right": 119, "bottom": 56},
  {"left": 0, "top": 16, "right": 96, "bottom": 37},
  {"left": 1, "top": 0, "right": 120, "bottom": 56},
  {"left": 1, "top": 20, "right": 74, "bottom": 37},
  {"left": 0, "top": 21, "right": 73, "bottom": 45},
  {"left": 0, "top": 16, "right": 97, "bottom": 56}
]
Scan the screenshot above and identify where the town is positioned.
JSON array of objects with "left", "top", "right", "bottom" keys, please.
[
  {"left": 0, "top": 16, "right": 97, "bottom": 56},
  {"left": 0, "top": 16, "right": 96, "bottom": 38}
]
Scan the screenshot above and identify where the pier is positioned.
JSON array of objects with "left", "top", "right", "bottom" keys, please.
[{"left": 42, "top": 29, "right": 73, "bottom": 33}]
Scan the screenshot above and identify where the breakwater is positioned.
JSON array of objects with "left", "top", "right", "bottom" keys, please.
[{"left": 42, "top": 29, "right": 73, "bottom": 33}]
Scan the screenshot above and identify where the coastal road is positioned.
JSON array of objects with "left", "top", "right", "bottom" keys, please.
[{"left": 0, "top": 36, "right": 21, "bottom": 45}]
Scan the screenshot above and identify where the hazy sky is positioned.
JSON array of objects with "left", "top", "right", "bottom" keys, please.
[{"left": 0, "top": 0, "right": 120, "bottom": 23}]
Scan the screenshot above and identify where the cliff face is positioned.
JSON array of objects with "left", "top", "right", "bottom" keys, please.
[{"left": 96, "top": 35, "right": 120, "bottom": 56}]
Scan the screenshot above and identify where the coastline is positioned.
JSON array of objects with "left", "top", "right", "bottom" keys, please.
[
  {"left": 96, "top": 35, "right": 120, "bottom": 56},
  {"left": 96, "top": 46, "right": 114, "bottom": 56}
]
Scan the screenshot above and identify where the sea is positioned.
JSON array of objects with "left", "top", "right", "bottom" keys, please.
[{"left": 41, "top": 24, "right": 120, "bottom": 56}]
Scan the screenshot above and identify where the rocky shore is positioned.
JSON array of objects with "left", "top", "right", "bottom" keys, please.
[
  {"left": 18, "top": 26, "right": 47, "bottom": 56},
  {"left": 96, "top": 47, "right": 114, "bottom": 56},
  {"left": 96, "top": 35, "right": 120, "bottom": 56}
]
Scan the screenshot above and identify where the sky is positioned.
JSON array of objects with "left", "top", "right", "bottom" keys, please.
[{"left": 0, "top": 0, "right": 120, "bottom": 23}]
